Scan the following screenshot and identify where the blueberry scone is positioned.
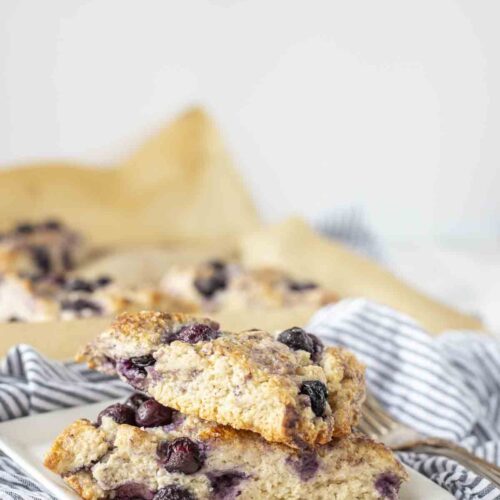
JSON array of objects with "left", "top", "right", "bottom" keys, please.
[
  {"left": 45, "top": 395, "right": 407, "bottom": 499},
  {"left": 160, "top": 260, "right": 338, "bottom": 312},
  {"left": 0, "top": 220, "right": 85, "bottom": 277},
  {"left": 77, "top": 312, "right": 365, "bottom": 448},
  {"left": 0, "top": 274, "right": 196, "bottom": 323}
]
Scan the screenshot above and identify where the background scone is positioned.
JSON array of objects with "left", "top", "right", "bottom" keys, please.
[
  {"left": 77, "top": 311, "right": 365, "bottom": 448},
  {"left": 0, "top": 219, "right": 85, "bottom": 277},
  {"left": 45, "top": 395, "right": 408, "bottom": 500},
  {"left": 0, "top": 274, "right": 196, "bottom": 323},
  {"left": 161, "top": 260, "right": 338, "bottom": 312}
]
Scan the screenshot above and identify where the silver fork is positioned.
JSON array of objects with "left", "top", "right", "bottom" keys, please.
[{"left": 359, "top": 392, "right": 500, "bottom": 487}]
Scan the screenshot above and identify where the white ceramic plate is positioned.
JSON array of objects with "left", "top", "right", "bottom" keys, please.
[{"left": 0, "top": 400, "right": 453, "bottom": 499}]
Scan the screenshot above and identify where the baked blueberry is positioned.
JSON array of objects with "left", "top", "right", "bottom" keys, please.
[
  {"left": 30, "top": 246, "right": 51, "bottom": 275},
  {"left": 153, "top": 485, "right": 196, "bottom": 500},
  {"left": 97, "top": 403, "right": 136, "bottom": 426},
  {"left": 208, "top": 259, "right": 226, "bottom": 271},
  {"left": 135, "top": 399, "right": 173, "bottom": 427},
  {"left": 53, "top": 274, "right": 67, "bottom": 286},
  {"left": 131, "top": 355, "right": 156, "bottom": 367},
  {"left": 43, "top": 219, "right": 62, "bottom": 231},
  {"left": 60, "top": 298, "right": 102, "bottom": 314},
  {"left": 95, "top": 275, "right": 112, "bottom": 287},
  {"left": 15, "top": 223, "right": 35, "bottom": 234},
  {"left": 193, "top": 262, "right": 227, "bottom": 299},
  {"left": 277, "top": 327, "right": 314, "bottom": 354},
  {"left": 288, "top": 280, "right": 318, "bottom": 291},
  {"left": 177, "top": 323, "right": 220, "bottom": 344},
  {"left": 65, "top": 278, "right": 94, "bottom": 293},
  {"left": 117, "top": 356, "right": 155, "bottom": 388},
  {"left": 113, "top": 482, "right": 155, "bottom": 499},
  {"left": 157, "top": 437, "right": 203, "bottom": 474},
  {"left": 193, "top": 274, "right": 227, "bottom": 299},
  {"left": 125, "top": 392, "right": 150, "bottom": 410},
  {"left": 300, "top": 381, "right": 328, "bottom": 417},
  {"left": 308, "top": 333, "right": 324, "bottom": 362}
]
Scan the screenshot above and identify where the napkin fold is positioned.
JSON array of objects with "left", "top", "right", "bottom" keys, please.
[
  {"left": 308, "top": 299, "right": 500, "bottom": 499},
  {"left": 0, "top": 299, "right": 499, "bottom": 499}
]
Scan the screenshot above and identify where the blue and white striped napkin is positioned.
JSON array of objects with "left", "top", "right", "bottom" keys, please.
[
  {"left": 308, "top": 299, "right": 500, "bottom": 500},
  {"left": 0, "top": 299, "right": 499, "bottom": 499}
]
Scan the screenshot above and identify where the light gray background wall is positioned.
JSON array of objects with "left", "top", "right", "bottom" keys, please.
[{"left": 1, "top": 0, "right": 498, "bottom": 243}]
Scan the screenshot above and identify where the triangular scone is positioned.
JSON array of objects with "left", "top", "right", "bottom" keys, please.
[
  {"left": 77, "top": 312, "right": 365, "bottom": 448},
  {"left": 45, "top": 397, "right": 407, "bottom": 500}
]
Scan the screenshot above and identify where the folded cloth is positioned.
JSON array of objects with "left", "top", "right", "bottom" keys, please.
[
  {"left": 308, "top": 299, "right": 500, "bottom": 500},
  {"left": 0, "top": 300, "right": 499, "bottom": 499},
  {"left": 0, "top": 348, "right": 131, "bottom": 499}
]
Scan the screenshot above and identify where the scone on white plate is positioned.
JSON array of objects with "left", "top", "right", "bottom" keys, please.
[
  {"left": 0, "top": 219, "right": 85, "bottom": 277},
  {"left": 0, "top": 274, "right": 196, "bottom": 323},
  {"left": 45, "top": 394, "right": 408, "bottom": 500},
  {"left": 77, "top": 312, "right": 365, "bottom": 448},
  {"left": 160, "top": 260, "right": 338, "bottom": 312}
]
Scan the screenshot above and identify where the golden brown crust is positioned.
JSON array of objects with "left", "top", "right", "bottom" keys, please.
[
  {"left": 64, "top": 472, "right": 106, "bottom": 500},
  {"left": 323, "top": 347, "right": 366, "bottom": 435},
  {"left": 44, "top": 419, "right": 109, "bottom": 475}
]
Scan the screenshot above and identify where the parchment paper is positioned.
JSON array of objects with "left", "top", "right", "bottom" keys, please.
[{"left": 0, "top": 108, "right": 260, "bottom": 247}]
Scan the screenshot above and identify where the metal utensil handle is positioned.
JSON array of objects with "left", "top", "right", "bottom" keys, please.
[{"left": 397, "top": 438, "right": 500, "bottom": 488}]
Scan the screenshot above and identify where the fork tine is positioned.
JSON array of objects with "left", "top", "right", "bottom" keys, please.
[
  {"left": 357, "top": 412, "right": 379, "bottom": 438},
  {"left": 364, "top": 394, "right": 398, "bottom": 430},
  {"left": 360, "top": 398, "right": 392, "bottom": 437},
  {"left": 361, "top": 410, "right": 387, "bottom": 437}
]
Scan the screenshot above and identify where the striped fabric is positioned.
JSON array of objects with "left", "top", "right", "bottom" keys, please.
[
  {"left": 308, "top": 299, "right": 500, "bottom": 500},
  {"left": 0, "top": 301, "right": 498, "bottom": 498},
  {"left": 0, "top": 346, "right": 132, "bottom": 500}
]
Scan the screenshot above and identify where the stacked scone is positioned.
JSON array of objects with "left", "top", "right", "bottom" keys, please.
[{"left": 45, "top": 311, "right": 408, "bottom": 499}]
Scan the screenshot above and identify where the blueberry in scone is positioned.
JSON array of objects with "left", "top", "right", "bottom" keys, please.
[
  {"left": 44, "top": 396, "right": 408, "bottom": 499},
  {"left": 77, "top": 312, "right": 365, "bottom": 448}
]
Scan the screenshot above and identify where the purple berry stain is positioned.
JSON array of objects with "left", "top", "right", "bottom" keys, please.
[
  {"left": 375, "top": 472, "right": 402, "bottom": 499},
  {"left": 177, "top": 324, "right": 220, "bottom": 344},
  {"left": 286, "top": 451, "right": 319, "bottom": 481},
  {"left": 113, "top": 482, "right": 155, "bottom": 499},
  {"left": 207, "top": 470, "right": 248, "bottom": 499}
]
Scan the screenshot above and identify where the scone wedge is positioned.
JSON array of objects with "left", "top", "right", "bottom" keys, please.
[
  {"left": 45, "top": 396, "right": 408, "bottom": 500},
  {"left": 77, "top": 311, "right": 365, "bottom": 448},
  {"left": 161, "top": 259, "right": 338, "bottom": 312}
]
